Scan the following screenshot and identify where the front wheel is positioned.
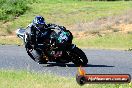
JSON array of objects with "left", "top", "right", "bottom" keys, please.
[{"left": 70, "top": 47, "right": 88, "bottom": 66}]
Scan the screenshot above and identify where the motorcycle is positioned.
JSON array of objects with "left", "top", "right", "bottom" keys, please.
[{"left": 16, "top": 26, "right": 88, "bottom": 66}]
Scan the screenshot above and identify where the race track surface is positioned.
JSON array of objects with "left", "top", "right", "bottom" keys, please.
[{"left": 0, "top": 45, "right": 132, "bottom": 77}]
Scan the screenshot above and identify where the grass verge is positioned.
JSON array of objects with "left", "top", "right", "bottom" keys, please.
[
  {"left": 73, "top": 33, "right": 132, "bottom": 50},
  {"left": 0, "top": 1, "right": 132, "bottom": 50},
  {"left": 0, "top": 33, "right": 132, "bottom": 50},
  {"left": 0, "top": 70, "right": 131, "bottom": 88},
  {"left": 0, "top": 36, "right": 22, "bottom": 45},
  {"left": 0, "top": 1, "right": 132, "bottom": 35}
]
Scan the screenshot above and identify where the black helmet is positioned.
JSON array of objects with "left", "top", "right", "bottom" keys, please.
[{"left": 32, "top": 16, "right": 45, "bottom": 30}]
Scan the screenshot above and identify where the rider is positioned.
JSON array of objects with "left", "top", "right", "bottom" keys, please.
[{"left": 25, "top": 16, "right": 73, "bottom": 64}]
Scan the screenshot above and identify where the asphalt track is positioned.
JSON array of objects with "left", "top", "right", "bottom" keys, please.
[{"left": 0, "top": 45, "right": 132, "bottom": 77}]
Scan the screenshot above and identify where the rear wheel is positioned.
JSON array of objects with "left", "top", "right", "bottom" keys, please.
[{"left": 70, "top": 47, "right": 88, "bottom": 66}]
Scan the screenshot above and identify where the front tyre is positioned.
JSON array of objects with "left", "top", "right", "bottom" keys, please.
[{"left": 70, "top": 47, "right": 88, "bottom": 66}]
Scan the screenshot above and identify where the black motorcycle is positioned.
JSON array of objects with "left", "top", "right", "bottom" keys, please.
[{"left": 16, "top": 26, "right": 88, "bottom": 66}]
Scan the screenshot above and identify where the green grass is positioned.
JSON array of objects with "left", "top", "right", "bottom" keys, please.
[
  {"left": 0, "top": 0, "right": 28, "bottom": 20},
  {"left": 11, "top": 1, "right": 132, "bottom": 26},
  {"left": 0, "top": 1, "right": 132, "bottom": 35},
  {"left": 0, "top": 36, "right": 22, "bottom": 45},
  {"left": 0, "top": 33, "right": 132, "bottom": 50},
  {"left": 0, "top": 1, "right": 132, "bottom": 49},
  {"left": 73, "top": 33, "right": 132, "bottom": 50},
  {"left": 0, "top": 70, "right": 131, "bottom": 88}
]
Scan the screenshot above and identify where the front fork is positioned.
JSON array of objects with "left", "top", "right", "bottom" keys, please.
[
  {"left": 71, "top": 44, "right": 76, "bottom": 50},
  {"left": 67, "top": 44, "right": 76, "bottom": 51}
]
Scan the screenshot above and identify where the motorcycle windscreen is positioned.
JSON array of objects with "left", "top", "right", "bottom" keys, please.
[{"left": 16, "top": 28, "right": 26, "bottom": 39}]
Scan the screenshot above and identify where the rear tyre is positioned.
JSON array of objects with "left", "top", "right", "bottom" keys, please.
[{"left": 70, "top": 47, "right": 88, "bottom": 66}]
